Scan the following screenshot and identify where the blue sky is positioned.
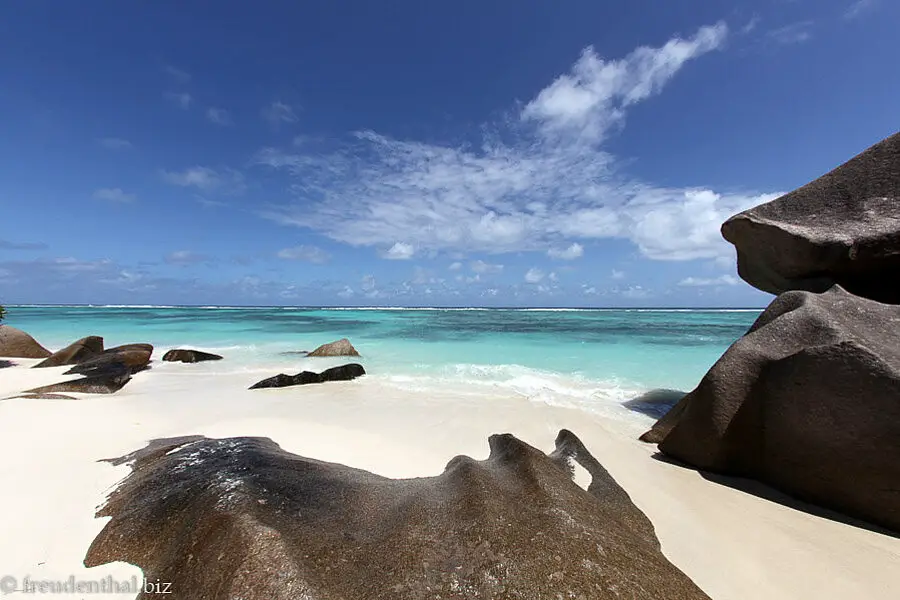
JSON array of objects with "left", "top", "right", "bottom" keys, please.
[{"left": 1, "top": 0, "right": 896, "bottom": 307}]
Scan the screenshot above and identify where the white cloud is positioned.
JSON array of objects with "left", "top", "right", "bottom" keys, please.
[
  {"left": 162, "top": 166, "right": 244, "bottom": 193},
  {"left": 276, "top": 245, "right": 330, "bottom": 263},
  {"left": 524, "top": 268, "right": 545, "bottom": 284},
  {"left": 257, "top": 23, "right": 775, "bottom": 265},
  {"left": 678, "top": 274, "right": 741, "bottom": 287},
  {"left": 164, "top": 66, "right": 191, "bottom": 83},
  {"left": 620, "top": 285, "right": 651, "bottom": 299},
  {"left": 548, "top": 272, "right": 558, "bottom": 282},
  {"left": 93, "top": 188, "right": 136, "bottom": 203},
  {"left": 583, "top": 286, "right": 598, "bottom": 295},
  {"left": 547, "top": 242, "right": 584, "bottom": 260},
  {"left": 262, "top": 101, "right": 298, "bottom": 126},
  {"left": 361, "top": 275, "right": 376, "bottom": 292},
  {"left": 382, "top": 242, "right": 415, "bottom": 260},
  {"left": 448, "top": 262, "right": 463, "bottom": 271},
  {"left": 844, "top": 0, "right": 876, "bottom": 19},
  {"left": 521, "top": 23, "right": 728, "bottom": 144},
  {"left": 99, "top": 138, "right": 133, "bottom": 150},
  {"left": 767, "top": 21, "right": 814, "bottom": 45},
  {"left": 164, "top": 250, "right": 209, "bottom": 265},
  {"left": 611, "top": 269, "right": 625, "bottom": 280},
  {"left": 164, "top": 92, "right": 193, "bottom": 110},
  {"left": 337, "top": 286, "right": 355, "bottom": 298},
  {"left": 470, "top": 260, "right": 504, "bottom": 274},
  {"left": 206, "top": 107, "right": 232, "bottom": 125}
]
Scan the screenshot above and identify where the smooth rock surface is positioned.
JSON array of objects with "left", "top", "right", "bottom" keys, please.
[
  {"left": 306, "top": 337, "right": 360, "bottom": 357},
  {"left": 0, "top": 325, "right": 51, "bottom": 359},
  {"left": 86, "top": 430, "right": 709, "bottom": 599},
  {"left": 33, "top": 336, "right": 104, "bottom": 368},
  {"left": 721, "top": 132, "right": 900, "bottom": 303},
  {"left": 642, "top": 285, "right": 900, "bottom": 532},
  {"left": 24, "top": 372, "right": 131, "bottom": 395}
]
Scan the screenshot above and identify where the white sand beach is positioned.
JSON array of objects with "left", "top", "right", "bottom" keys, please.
[{"left": 1, "top": 358, "right": 898, "bottom": 599}]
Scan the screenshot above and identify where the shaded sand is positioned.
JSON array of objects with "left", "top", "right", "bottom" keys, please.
[{"left": 0, "top": 359, "right": 898, "bottom": 599}]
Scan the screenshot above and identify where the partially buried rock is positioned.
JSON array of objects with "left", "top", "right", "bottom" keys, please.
[
  {"left": 24, "top": 372, "right": 131, "bottom": 395},
  {"left": 162, "top": 349, "right": 223, "bottom": 363},
  {"left": 721, "top": 131, "right": 900, "bottom": 303},
  {"left": 0, "top": 325, "right": 52, "bottom": 359},
  {"left": 85, "top": 430, "right": 709, "bottom": 599},
  {"left": 306, "top": 337, "right": 360, "bottom": 357},
  {"left": 8, "top": 393, "right": 77, "bottom": 400},
  {"left": 33, "top": 336, "right": 104, "bottom": 368},
  {"left": 249, "top": 363, "right": 365, "bottom": 389},
  {"left": 64, "top": 345, "right": 153, "bottom": 377},
  {"left": 641, "top": 285, "right": 900, "bottom": 533}
]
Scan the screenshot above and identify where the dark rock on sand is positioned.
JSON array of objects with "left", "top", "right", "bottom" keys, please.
[
  {"left": 162, "top": 349, "right": 223, "bottom": 363},
  {"left": 624, "top": 388, "right": 687, "bottom": 420},
  {"left": 64, "top": 347, "right": 152, "bottom": 377},
  {"left": 643, "top": 285, "right": 900, "bottom": 532},
  {"left": 86, "top": 430, "right": 709, "bottom": 600},
  {"left": 33, "top": 336, "right": 104, "bottom": 368},
  {"left": 8, "top": 393, "right": 77, "bottom": 400},
  {"left": 722, "top": 131, "right": 900, "bottom": 303},
  {"left": 249, "top": 363, "right": 366, "bottom": 389},
  {"left": 306, "top": 337, "right": 360, "bottom": 357},
  {"left": 0, "top": 325, "right": 52, "bottom": 359},
  {"left": 24, "top": 372, "right": 131, "bottom": 395}
]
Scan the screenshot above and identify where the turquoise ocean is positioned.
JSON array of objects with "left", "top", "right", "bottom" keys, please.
[{"left": 5, "top": 305, "right": 760, "bottom": 417}]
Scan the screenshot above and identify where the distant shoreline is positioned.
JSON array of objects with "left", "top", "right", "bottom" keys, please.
[{"left": 7, "top": 304, "right": 766, "bottom": 311}]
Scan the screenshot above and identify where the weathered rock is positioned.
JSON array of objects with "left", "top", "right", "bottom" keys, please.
[
  {"left": 24, "top": 372, "right": 131, "bottom": 395},
  {"left": 721, "top": 132, "right": 900, "bottom": 303},
  {"left": 249, "top": 363, "right": 366, "bottom": 389},
  {"left": 33, "top": 336, "right": 104, "bottom": 368},
  {"left": 0, "top": 325, "right": 51, "bottom": 359},
  {"left": 8, "top": 393, "right": 77, "bottom": 400},
  {"left": 306, "top": 337, "right": 360, "bottom": 357},
  {"left": 64, "top": 348, "right": 152, "bottom": 377},
  {"left": 642, "top": 285, "right": 900, "bottom": 532},
  {"left": 86, "top": 430, "right": 709, "bottom": 599},
  {"left": 162, "top": 349, "right": 223, "bottom": 363}
]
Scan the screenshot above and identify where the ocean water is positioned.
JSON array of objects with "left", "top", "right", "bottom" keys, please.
[{"left": 5, "top": 306, "right": 760, "bottom": 416}]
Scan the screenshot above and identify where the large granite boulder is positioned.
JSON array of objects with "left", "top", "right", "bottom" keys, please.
[
  {"left": 721, "top": 131, "right": 900, "bottom": 303},
  {"left": 23, "top": 371, "right": 132, "bottom": 395},
  {"left": 249, "top": 363, "right": 366, "bottom": 389},
  {"left": 162, "top": 349, "right": 223, "bottom": 363},
  {"left": 0, "top": 325, "right": 51, "bottom": 359},
  {"left": 33, "top": 336, "right": 104, "bottom": 368},
  {"left": 85, "top": 430, "right": 709, "bottom": 599},
  {"left": 306, "top": 337, "right": 360, "bottom": 357},
  {"left": 642, "top": 285, "right": 900, "bottom": 532},
  {"left": 64, "top": 344, "right": 153, "bottom": 377}
]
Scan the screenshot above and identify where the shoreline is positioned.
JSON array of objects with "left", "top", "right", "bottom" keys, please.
[{"left": 1, "top": 358, "right": 898, "bottom": 598}]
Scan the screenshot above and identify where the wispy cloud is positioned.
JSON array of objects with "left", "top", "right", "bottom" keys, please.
[
  {"left": 256, "top": 23, "right": 778, "bottom": 265},
  {"left": 164, "top": 250, "right": 210, "bottom": 266},
  {"left": 524, "top": 268, "right": 545, "bottom": 284},
  {"left": 206, "top": 107, "right": 232, "bottom": 126},
  {"left": 0, "top": 239, "right": 47, "bottom": 250},
  {"left": 547, "top": 242, "right": 584, "bottom": 260},
  {"left": 162, "top": 166, "right": 244, "bottom": 193},
  {"left": 164, "top": 66, "right": 191, "bottom": 84},
  {"left": 448, "top": 262, "right": 463, "bottom": 271},
  {"left": 261, "top": 101, "right": 298, "bottom": 127},
  {"left": 678, "top": 274, "right": 740, "bottom": 287},
  {"left": 93, "top": 188, "right": 136, "bottom": 203},
  {"left": 164, "top": 92, "right": 193, "bottom": 110},
  {"left": 767, "top": 21, "right": 815, "bottom": 45},
  {"left": 844, "top": 0, "right": 877, "bottom": 19},
  {"left": 470, "top": 260, "right": 504, "bottom": 274},
  {"left": 276, "top": 245, "right": 330, "bottom": 263},
  {"left": 381, "top": 242, "right": 415, "bottom": 260},
  {"left": 611, "top": 269, "right": 625, "bottom": 280},
  {"left": 98, "top": 137, "right": 133, "bottom": 150}
]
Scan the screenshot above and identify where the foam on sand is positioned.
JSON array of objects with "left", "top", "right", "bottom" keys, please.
[{"left": 0, "top": 360, "right": 897, "bottom": 599}]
